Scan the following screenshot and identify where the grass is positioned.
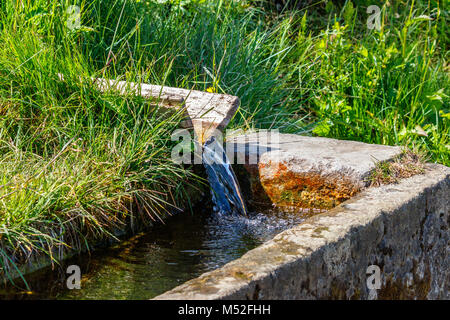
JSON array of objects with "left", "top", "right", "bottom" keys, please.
[
  {"left": 0, "top": 0, "right": 448, "bottom": 284},
  {"left": 0, "top": 0, "right": 203, "bottom": 284},
  {"left": 283, "top": 0, "right": 449, "bottom": 165},
  {"left": 368, "top": 149, "right": 426, "bottom": 186}
]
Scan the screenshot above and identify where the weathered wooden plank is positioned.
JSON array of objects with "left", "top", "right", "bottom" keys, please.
[{"left": 59, "top": 74, "right": 240, "bottom": 143}]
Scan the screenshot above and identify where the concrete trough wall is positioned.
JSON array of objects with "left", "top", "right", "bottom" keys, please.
[{"left": 156, "top": 163, "right": 449, "bottom": 300}]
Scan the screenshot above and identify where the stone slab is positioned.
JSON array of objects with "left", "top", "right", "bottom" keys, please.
[{"left": 227, "top": 132, "right": 403, "bottom": 209}]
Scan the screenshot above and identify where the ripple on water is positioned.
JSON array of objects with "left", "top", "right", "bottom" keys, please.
[{"left": 1, "top": 208, "right": 307, "bottom": 300}]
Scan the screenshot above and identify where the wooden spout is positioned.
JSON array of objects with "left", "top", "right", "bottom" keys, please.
[{"left": 59, "top": 74, "right": 240, "bottom": 143}]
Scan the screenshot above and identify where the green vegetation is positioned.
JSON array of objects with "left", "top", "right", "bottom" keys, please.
[
  {"left": 368, "top": 149, "right": 426, "bottom": 186},
  {"left": 0, "top": 0, "right": 448, "bottom": 283}
]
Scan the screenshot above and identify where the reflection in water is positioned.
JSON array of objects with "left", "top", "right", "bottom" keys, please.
[{"left": 0, "top": 208, "right": 305, "bottom": 300}]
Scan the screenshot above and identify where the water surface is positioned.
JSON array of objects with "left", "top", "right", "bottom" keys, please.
[{"left": 0, "top": 208, "right": 306, "bottom": 300}]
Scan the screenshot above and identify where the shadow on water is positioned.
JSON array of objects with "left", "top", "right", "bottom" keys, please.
[{"left": 0, "top": 206, "right": 306, "bottom": 300}]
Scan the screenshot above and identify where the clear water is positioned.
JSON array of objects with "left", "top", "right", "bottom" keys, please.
[{"left": 0, "top": 208, "right": 306, "bottom": 300}]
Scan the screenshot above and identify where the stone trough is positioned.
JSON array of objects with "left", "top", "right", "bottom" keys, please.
[
  {"left": 6, "top": 77, "right": 446, "bottom": 299},
  {"left": 65, "top": 78, "right": 449, "bottom": 299},
  {"left": 155, "top": 132, "right": 450, "bottom": 300}
]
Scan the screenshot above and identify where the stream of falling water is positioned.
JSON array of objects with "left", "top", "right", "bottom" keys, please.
[{"left": 202, "top": 136, "right": 248, "bottom": 216}]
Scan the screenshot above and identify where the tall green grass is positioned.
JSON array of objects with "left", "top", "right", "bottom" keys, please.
[
  {"left": 0, "top": 0, "right": 201, "bottom": 284},
  {"left": 0, "top": 0, "right": 448, "bottom": 283},
  {"left": 283, "top": 0, "right": 449, "bottom": 165}
]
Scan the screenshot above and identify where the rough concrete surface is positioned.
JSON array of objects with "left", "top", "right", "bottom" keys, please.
[
  {"left": 155, "top": 163, "right": 449, "bottom": 300},
  {"left": 227, "top": 132, "right": 402, "bottom": 209}
]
